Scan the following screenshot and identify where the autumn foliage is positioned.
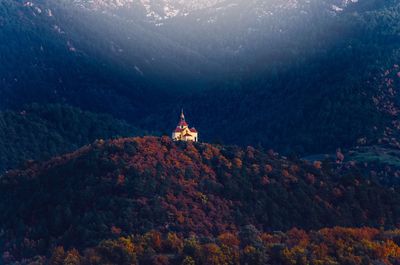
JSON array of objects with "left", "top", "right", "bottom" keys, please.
[
  {"left": 43, "top": 227, "right": 400, "bottom": 265},
  {"left": 0, "top": 137, "right": 400, "bottom": 263}
]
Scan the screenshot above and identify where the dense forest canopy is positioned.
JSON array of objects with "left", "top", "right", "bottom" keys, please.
[
  {"left": 34, "top": 228, "right": 400, "bottom": 265},
  {"left": 0, "top": 104, "right": 146, "bottom": 171},
  {"left": 1, "top": 137, "right": 400, "bottom": 263}
]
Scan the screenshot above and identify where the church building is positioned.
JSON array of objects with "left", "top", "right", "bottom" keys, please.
[{"left": 172, "top": 110, "right": 198, "bottom": 142}]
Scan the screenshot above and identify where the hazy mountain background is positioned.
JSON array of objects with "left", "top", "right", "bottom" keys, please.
[{"left": 0, "top": 0, "right": 400, "bottom": 167}]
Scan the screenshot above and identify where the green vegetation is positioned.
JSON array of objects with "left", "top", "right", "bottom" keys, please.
[
  {"left": 0, "top": 104, "right": 146, "bottom": 171},
  {"left": 349, "top": 146, "right": 400, "bottom": 167}
]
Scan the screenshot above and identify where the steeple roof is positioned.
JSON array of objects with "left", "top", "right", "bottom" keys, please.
[{"left": 178, "top": 109, "right": 188, "bottom": 127}]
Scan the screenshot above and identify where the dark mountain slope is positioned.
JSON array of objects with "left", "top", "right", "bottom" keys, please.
[
  {"left": 0, "top": 0, "right": 176, "bottom": 121},
  {"left": 1, "top": 137, "right": 399, "bottom": 261},
  {"left": 0, "top": 0, "right": 217, "bottom": 111},
  {"left": 0, "top": 104, "right": 146, "bottom": 171},
  {"left": 1, "top": 0, "right": 400, "bottom": 155}
]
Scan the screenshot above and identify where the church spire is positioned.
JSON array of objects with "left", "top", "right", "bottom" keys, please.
[{"left": 180, "top": 109, "right": 185, "bottom": 121}]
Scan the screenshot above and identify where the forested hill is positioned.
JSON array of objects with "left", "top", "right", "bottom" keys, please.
[
  {"left": 1, "top": 0, "right": 400, "bottom": 155},
  {"left": 0, "top": 104, "right": 146, "bottom": 172},
  {"left": 1, "top": 136, "right": 400, "bottom": 263}
]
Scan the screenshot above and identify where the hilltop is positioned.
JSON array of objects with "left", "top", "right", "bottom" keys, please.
[{"left": 1, "top": 136, "right": 400, "bottom": 263}]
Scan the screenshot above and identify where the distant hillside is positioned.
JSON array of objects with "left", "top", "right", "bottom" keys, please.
[
  {"left": 1, "top": 0, "right": 400, "bottom": 156},
  {"left": 1, "top": 136, "right": 399, "bottom": 262},
  {"left": 174, "top": 2, "right": 400, "bottom": 154},
  {"left": 0, "top": 104, "right": 145, "bottom": 171}
]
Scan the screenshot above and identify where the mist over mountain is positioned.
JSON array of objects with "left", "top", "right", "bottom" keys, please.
[{"left": 1, "top": 0, "right": 400, "bottom": 155}]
